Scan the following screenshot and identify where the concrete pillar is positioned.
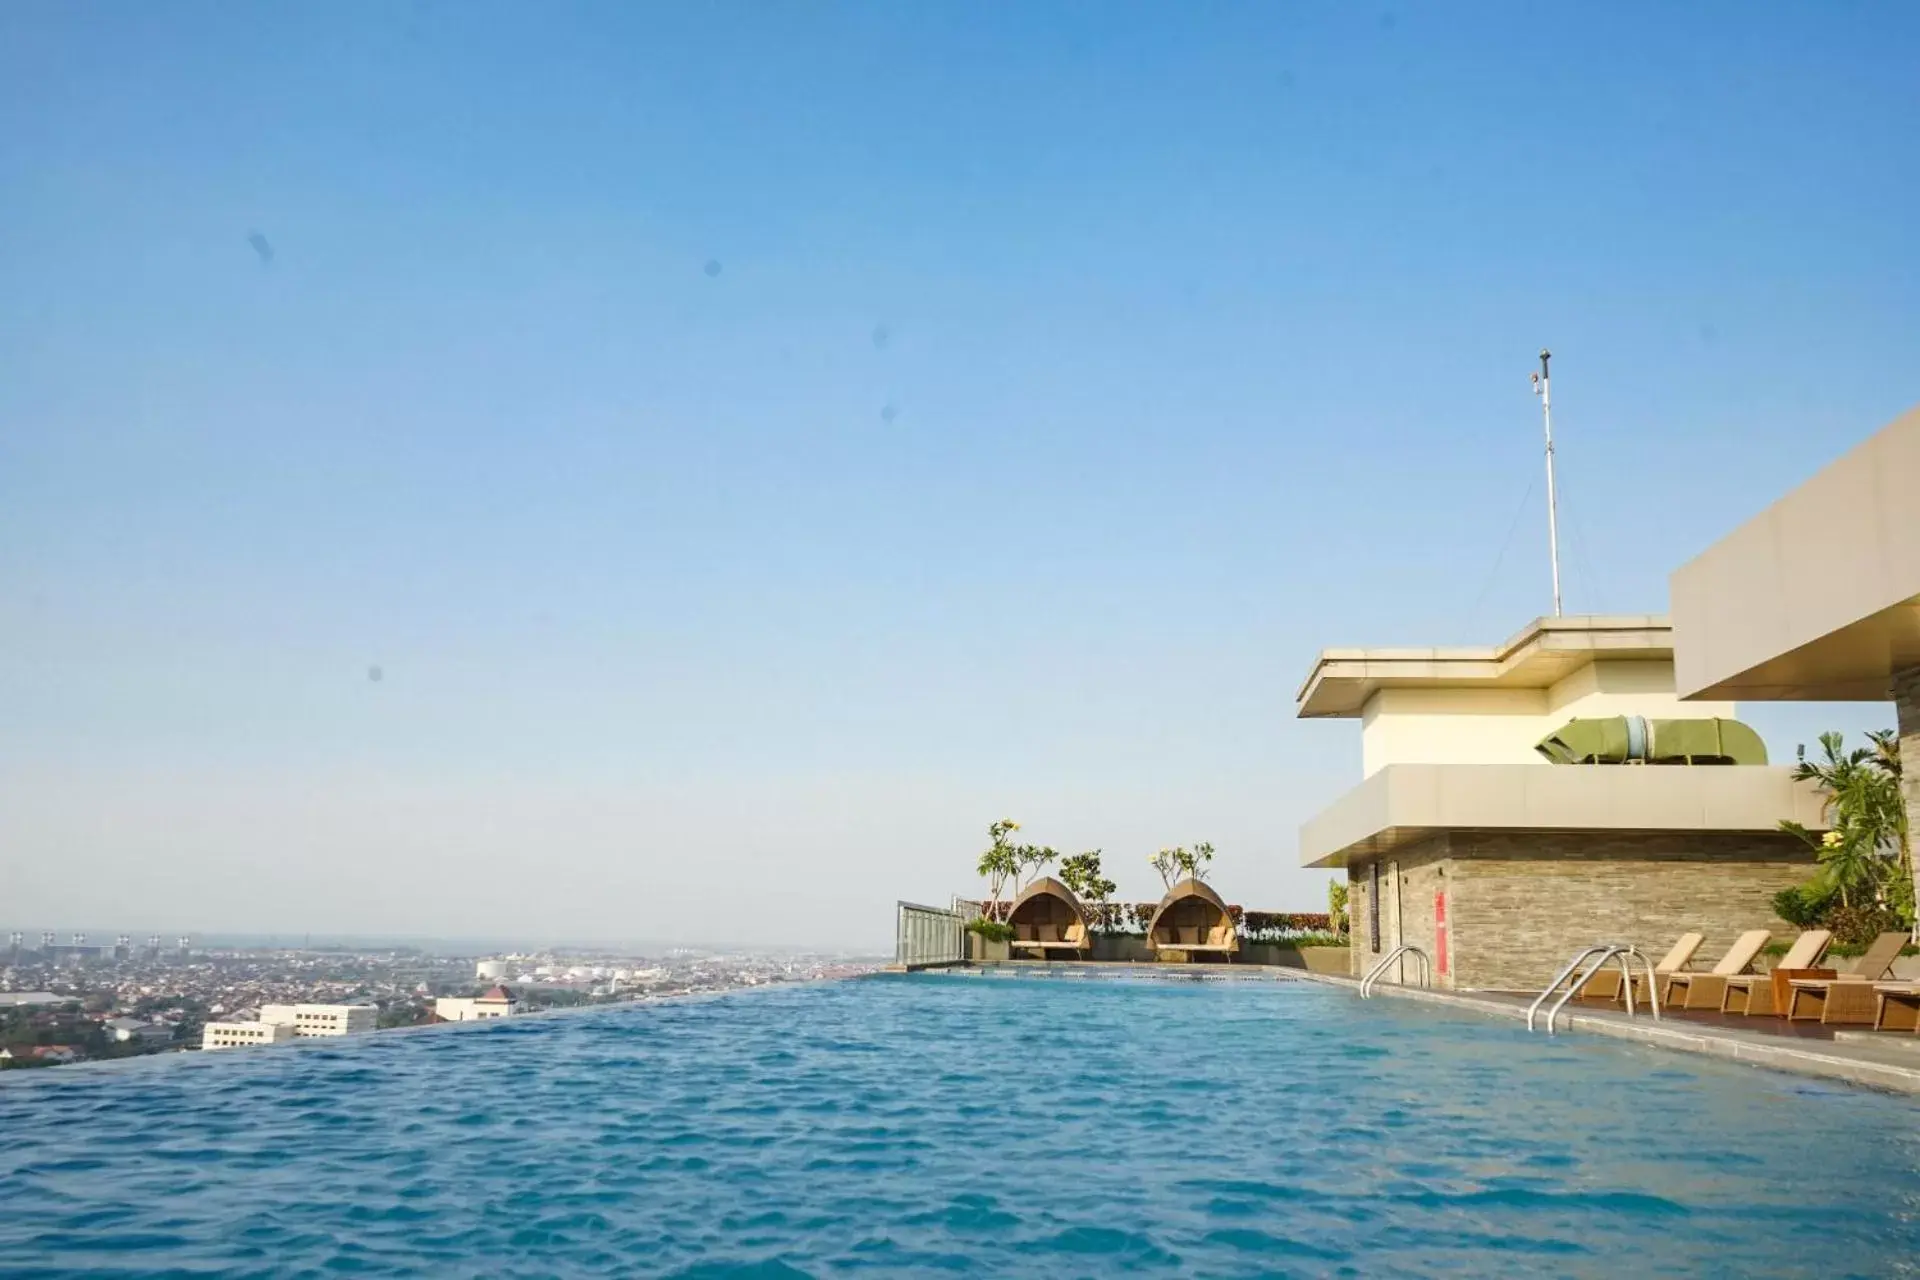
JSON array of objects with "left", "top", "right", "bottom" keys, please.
[{"left": 1897, "top": 665, "right": 1920, "bottom": 936}]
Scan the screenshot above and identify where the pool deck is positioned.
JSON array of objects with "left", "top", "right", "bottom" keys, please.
[{"left": 932, "top": 960, "right": 1920, "bottom": 1096}]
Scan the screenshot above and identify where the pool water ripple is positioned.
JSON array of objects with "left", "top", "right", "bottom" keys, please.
[{"left": 1, "top": 975, "right": 1917, "bottom": 1277}]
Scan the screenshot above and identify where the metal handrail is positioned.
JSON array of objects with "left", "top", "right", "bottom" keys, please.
[
  {"left": 1541, "top": 947, "right": 1627, "bottom": 1036},
  {"left": 1618, "top": 946, "right": 1661, "bottom": 1022},
  {"left": 1528, "top": 944, "right": 1614, "bottom": 1031},
  {"left": 1360, "top": 944, "right": 1431, "bottom": 997},
  {"left": 1527, "top": 942, "right": 1664, "bottom": 1034}
]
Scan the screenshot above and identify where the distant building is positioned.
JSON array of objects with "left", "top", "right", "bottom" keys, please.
[
  {"left": 259, "top": 1004, "right": 377, "bottom": 1037},
  {"left": 435, "top": 985, "right": 520, "bottom": 1022},
  {"left": 203, "top": 1021, "right": 296, "bottom": 1050},
  {"left": 105, "top": 1017, "right": 173, "bottom": 1045},
  {"left": 0, "top": 992, "right": 68, "bottom": 1008},
  {"left": 0, "top": 1045, "right": 82, "bottom": 1066},
  {"left": 475, "top": 959, "right": 511, "bottom": 981}
]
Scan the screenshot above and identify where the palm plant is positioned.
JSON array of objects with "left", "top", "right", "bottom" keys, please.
[{"left": 1780, "top": 731, "right": 1910, "bottom": 924}]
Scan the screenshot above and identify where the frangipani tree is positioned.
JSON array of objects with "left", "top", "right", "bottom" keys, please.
[
  {"left": 1015, "top": 842, "right": 1060, "bottom": 891},
  {"left": 1058, "top": 850, "right": 1117, "bottom": 929},
  {"left": 977, "top": 819, "right": 1021, "bottom": 915},
  {"left": 1150, "top": 842, "right": 1216, "bottom": 891},
  {"left": 1176, "top": 841, "right": 1216, "bottom": 884}
]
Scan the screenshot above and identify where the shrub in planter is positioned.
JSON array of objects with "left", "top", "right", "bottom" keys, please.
[
  {"left": 1771, "top": 884, "right": 1834, "bottom": 928},
  {"left": 1284, "top": 931, "right": 1349, "bottom": 949},
  {"left": 1821, "top": 902, "right": 1904, "bottom": 947},
  {"left": 966, "top": 918, "right": 1014, "bottom": 943}
]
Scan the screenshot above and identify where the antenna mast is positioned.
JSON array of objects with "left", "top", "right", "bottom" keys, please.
[{"left": 1530, "top": 349, "right": 1564, "bottom": 617}]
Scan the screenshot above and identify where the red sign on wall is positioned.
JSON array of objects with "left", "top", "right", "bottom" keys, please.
[{"left": 1434, "top": 889, "right": 1449, "bottom": 976}]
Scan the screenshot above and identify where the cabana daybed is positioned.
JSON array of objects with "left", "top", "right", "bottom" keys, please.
[
  {"left": 1005, "top": 877, "right": 1092, "bottom": 960},
  {"left": 1145, "top": 879, "right": 1239, "bottom": 962}
]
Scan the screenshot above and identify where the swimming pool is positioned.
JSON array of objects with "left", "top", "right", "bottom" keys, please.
[{"left": 1, "top": 974, "right": 1915, "bottom": 1276}]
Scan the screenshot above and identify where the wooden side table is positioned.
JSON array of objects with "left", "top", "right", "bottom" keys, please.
[{"left": 1769, "top": 967, "right": 1837, "bottom": 1017}]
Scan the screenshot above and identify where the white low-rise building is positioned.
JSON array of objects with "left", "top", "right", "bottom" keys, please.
[
  {"left": 475, "top": 959, "right": 511, "bottom": 981},
  {"left": 259, "top": 1003, "right": 377, "bottom": 1037},
  {"left": 203, "top": 1021, "right": 296, "bottom": 1050},
  {"left": 435, "top": 985, "right": 521, "bottom": 1022}
]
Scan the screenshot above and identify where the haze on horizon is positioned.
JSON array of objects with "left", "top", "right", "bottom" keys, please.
[{"left": 3, "top": 3, "right": 1915, "bottom": 951}]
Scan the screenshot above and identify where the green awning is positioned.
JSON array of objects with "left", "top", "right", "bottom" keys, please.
[{"left": 1535, "top": 716, "right": 1768, "bottom": 766}]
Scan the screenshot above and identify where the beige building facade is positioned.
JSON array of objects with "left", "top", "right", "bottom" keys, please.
[
  {"left": 1672, "top": 403, "right": 1920, "bottom": 909},
  {"left": 435, "top": 986, "right": 520, "bottom": 1022},
  {"left": 260, "top": 1004, "right": 377, "bottom": 1037},
  {"left": 202, "top": 1020, "right": 296, "bottom": 1050},
  {"left": 1299, "top": 616, "right": 1825, "bottom": 990}
]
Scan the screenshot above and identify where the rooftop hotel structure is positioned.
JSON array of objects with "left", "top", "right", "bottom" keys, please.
[
  {"left": 1672, "top": 403, "right": 1920, "bottom": 907},
  {"left": 1298, "top": 615, "right": 1828, "bottom": 990}
]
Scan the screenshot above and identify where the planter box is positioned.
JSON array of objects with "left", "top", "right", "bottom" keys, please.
[
  {"left": 1300, "top": 946, "right": 1351, "bottom": 974},
  {"left": 967, "top": 934, "right": 1010, "bottom": 963},
  {"left": 1266, "top": 945, "right": 1351, "bottom": 974},
  {"left": 1090, "top": 935, "right": 1154, "bottom": 963}
]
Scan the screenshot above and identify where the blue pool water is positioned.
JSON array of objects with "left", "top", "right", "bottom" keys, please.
[{"left": 1, "top": 974, "right": 1916, "bottom": 1277}]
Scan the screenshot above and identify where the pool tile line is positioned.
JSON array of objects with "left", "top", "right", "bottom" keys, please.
[{"left": 909, "top": 961, "right": 1920, "bottom": 1095}]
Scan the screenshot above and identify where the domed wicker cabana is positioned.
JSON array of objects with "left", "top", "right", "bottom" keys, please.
[
  {"left": 1005, "top": 877, "right": 1091, "bottom": 959},
  {"left": 1146, "top": 879, "right": 1239, "bottom": 960}
]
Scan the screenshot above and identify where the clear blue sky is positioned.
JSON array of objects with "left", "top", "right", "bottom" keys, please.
[{"left": 3, "top": 3, "right": 1916, "bottom": 947}]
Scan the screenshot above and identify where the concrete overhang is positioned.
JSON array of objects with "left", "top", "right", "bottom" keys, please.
[
  {"left": 1672, "top": 404, "right": 1920, "bottom": 701},
  {"left": 1296, "top": 615, "right": 1677, "bottom": 718},
  {"left": 1299, "top": 763, "right": 1829, "bottom": 869}
]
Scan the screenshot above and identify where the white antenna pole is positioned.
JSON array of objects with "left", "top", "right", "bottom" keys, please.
[{"left": 1531, "top": 348, "right": 1564, "bottom": 617}]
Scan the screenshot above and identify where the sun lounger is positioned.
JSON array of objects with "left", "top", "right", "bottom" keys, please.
[
  {"left": 1784, "top": 932, "right": 1911, "bottom": 1025},
  {"left": 1577, "top": 933, "right": 1703, "bottom": 1003},
  {"left": 1719, "top": 930, "right": 1832, "bottom": 1015},
  {"left": 1872, "top": 983, "right": 1920, "bottom": 1033},
  {"left": 1662, "top": 930, "right": 1771, "bottom": 1010}
]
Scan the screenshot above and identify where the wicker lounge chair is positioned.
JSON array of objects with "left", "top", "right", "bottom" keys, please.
[
  {"left": 1783, "top": 932, "right": 1911, "bottom": 1025},
  {"left": 1005, "top": 877, "right": 1091, "bottom": 959},
  {"left": 1662, "top": 930, "right": 1771, "bottom": 1010},
  {"left": 1145, "top": 879, "right": 1239, "bottom": 961},
  {"left": 1719, "top": 930, "right": 1832, "bottom": 1015},
  {"left": 1872, "top": 983, "right": 1920, "bottom": 1033},
  {"left": 1580, "top": 933, "right": 1703, "bottom": 1003}
]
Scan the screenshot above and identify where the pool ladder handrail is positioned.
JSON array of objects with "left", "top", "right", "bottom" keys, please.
[
  {"left": 1526, "top": 943, "right": 1661, "bottom": 1034},
  {"left": 1359, "top": 944, "right": 1431, "bottom": 997}
]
